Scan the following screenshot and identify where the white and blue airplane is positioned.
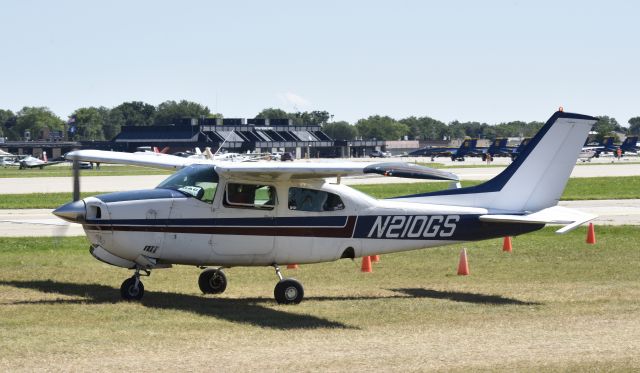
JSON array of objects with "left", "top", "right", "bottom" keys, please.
[{"left": 54, "top": 111, "right": 597, "bottom": 304}]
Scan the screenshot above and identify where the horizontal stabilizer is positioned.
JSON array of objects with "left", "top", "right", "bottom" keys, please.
[
  {"left": 479, "top": 206, "right": 597, "bottom": 234},
  {"left": 363, "top": 163, "right": 458, "bottom": 181}
]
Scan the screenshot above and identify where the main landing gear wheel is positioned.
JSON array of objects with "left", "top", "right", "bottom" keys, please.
[
  {"left": 198, "top": 268, "right": 227, "bottom": 294},
  {"left": 274, "top": 279, "right": 304, "bottom": 305},
  {"left": 120, "top": 276, "right": 144, "bottom": 301},
  {"left": 272, "top": 264, "right": 304, "bottom": 304}
]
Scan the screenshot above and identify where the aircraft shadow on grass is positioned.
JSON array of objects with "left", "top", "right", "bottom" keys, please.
[
  {"left": 0, "top": 280, "right": 352, "bottom": 330},
  {"left": 303, "top": 289, "right": 539, "bottom": 305},
  {"left": 0, "top": 281, "right": 539, "bottom": 328},
  {"left": 389, "top": 288, "right": 541, "bottom": 306}
]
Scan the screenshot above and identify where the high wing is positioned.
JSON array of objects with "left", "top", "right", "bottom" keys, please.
[
  {"left": 479, "top": 206, "right": 596, "bottom": 234},
  {"left": 214, "top": 161, "right": 458, "bottom": 181},
  {"left": 66, "top": 149, "right": 459, "bottom": 181},
  {"left": 65, "top": 149, "right": 208, "bottom": 170}
]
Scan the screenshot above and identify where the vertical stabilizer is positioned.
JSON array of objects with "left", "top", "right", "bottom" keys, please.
[{"left": 394, "top": 112, "right": 598, "bottom": 213}]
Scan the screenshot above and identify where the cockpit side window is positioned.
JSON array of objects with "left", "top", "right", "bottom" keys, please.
[
  {"left": 288, "top": 187, "right": 345, "bottom": 212},
  {"left": 156, "top": 165, "right": 218, "bottom": 204},
  {"left": 224, "top": 183, "right": 276, "bottom": 210}
]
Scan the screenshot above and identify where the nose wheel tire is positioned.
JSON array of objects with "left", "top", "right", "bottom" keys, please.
[
  {"left": 274, "top": 278, "right": 304, "bottom": 304},
  {"left": 120, "top": 276, "right": 144, "bottom": 301},
  {"left": 198, "top": 268, "right": 227, "bottom": 294}
]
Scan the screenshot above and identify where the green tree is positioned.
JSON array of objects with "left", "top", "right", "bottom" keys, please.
[
  {"left": 255, "top": 108, "right": 289, "bottom": 119},
  {"left": 71, "top": 107, "right": 107, "bottom": 140},
  {"left": 322, "top": 121, "right": 357, "bottom": 140},
  {"left": 628, "top": 117, "right": 640, "bottom": 136},
  {"left": 400, "top": 116, "right": 447, "bottom": 140},
  {"left": 103, "top": 108, "right": 124, "bottom": 140},
  {"left": 110, "top": 101, "right": 156, "bottom": 127},
  {"left": 0, "top": 109, "right": 17, "bottom": 138},
  {"left": 14, "top": 107, "right": 64, "bottom": 141},
  {"left": 290, "top": 111, "right": 333, "bottom": 126},
  {"left": 355, "top": 115, "right": 408, "bottom": 140},
  {"left": 593, "top": 116, "right": 622, "bottom": 142},
  {"left": 154, "top": 100, "right": 210, "bottom": 125}
]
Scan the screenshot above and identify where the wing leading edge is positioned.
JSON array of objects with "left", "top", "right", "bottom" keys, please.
[
  {"left": 65, "top": 150, "right": 206, "bottom": 170},
  {"left": 214, "top": 161, "right": 459, "bottom": 182}
]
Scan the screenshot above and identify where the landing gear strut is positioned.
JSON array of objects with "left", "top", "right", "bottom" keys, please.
[
  {"left": 120, "top": 267, "right": 150, "bottom": 301},
  {"left": 272, "top": 264, "right": 304, "bottom": 304},
  {"left": 198, "top": 268, "right": 227, "bottom": 294}
]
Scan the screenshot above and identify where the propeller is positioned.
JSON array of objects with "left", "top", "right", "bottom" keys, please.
[
  {"left": 52, "top": 156, "right": 82, "bottom": 242},
  {"left": 72, "top": 158, "right": 80, "bottom": 201}
]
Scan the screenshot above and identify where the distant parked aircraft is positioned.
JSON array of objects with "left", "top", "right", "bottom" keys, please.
[
  {"left": 409, "top": 139, "right": 482, "bottom": 161},
  {"left": 510, "top": 138, "right": 532, "bottom": 161},
  {"left": 19, "top": 152, "right": 65, "bottom": 169},
  {"left": 481, "top": 138, "right": 512, "bottom": 161}
]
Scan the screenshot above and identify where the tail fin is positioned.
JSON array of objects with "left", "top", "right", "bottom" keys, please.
[
  {"left": 602, "top": 136, "right": 614, "bottom": 148},
  {"left": 459, "top": 139, "right": 477, "bottom": 150},
  {"left": 395, "top": 112, "right": 597, "bottom": 213},
  {"left": 487, "top": 138, "right": 508, "bottom": 154},
  {"left": 621, "top": 136, "right": 638, "bottom": 150}
]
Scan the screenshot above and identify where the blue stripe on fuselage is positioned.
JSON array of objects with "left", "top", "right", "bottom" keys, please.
[{"left": 85, "top": 216, "right": 349, "bottom": 227}]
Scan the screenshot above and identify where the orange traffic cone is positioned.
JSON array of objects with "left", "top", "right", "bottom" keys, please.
[
  {"left": 361, "top": 256, "right": 372, "bottom": 273},
  {"left": 457, "top": 248, "right": 469, "bottom": 276},
  {"left": 287, "top": 264, "right": 299, "bottom": 269},
  {"left": 586, "top": 223, "right": 596, "bottom": 244},
  {"left": 371, "top": 254, "right": 380, "bottom": 263},
  {"left": 503, "top": 236, "right": 512, "bottom": 252}
]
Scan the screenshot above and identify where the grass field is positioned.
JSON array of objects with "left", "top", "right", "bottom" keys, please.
[{"left": 0, "top": 227, "right": 638, "bottom": 371}]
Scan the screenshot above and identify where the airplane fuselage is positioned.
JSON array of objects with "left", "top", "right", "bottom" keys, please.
[{"left": 79, "top": 175, "right": 541, "bottom": 268}]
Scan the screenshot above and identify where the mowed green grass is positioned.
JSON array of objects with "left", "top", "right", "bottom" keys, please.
[
  {"left": 0, "top": 227, "right": 638, "bottom": 371},
  {"left": 0, "top": 164, "right": 172, "bottom": 178}
]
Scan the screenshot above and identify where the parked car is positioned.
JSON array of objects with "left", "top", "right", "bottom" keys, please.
[
  {"left": 281, "top": 152, "right": 295, "bottom": 161},
  {"left": 78, "top": 161, "right": 94, "bottom": 169},
  {"left": 369, "top": 150, "right": 389, "bottom": 158}
]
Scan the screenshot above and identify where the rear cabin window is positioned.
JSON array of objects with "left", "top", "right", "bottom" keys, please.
[
  {"left": 288, "top": 187, "right": 345, "bottom": 212},
  {"left": 224, "top": 183, "right": 276, "bottom": 209}
]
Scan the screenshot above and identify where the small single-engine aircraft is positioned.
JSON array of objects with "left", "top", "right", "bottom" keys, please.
[
  {"left": 19, "top": 152, "right": 65, "bottom": 169},
  {"left": 409, "top": 138, "right": 482, "bottom": 161},
  {"left": 54, "top": 111, "right": 597, "bottom": 304}
]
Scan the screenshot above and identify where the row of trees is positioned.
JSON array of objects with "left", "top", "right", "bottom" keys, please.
[{"left": 1, "top": 102, "right": 639, "bottom": 143}]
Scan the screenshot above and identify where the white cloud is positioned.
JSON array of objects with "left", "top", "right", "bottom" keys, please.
[{"left": 277, "top": 91, "right": 310, "bottom": 109}]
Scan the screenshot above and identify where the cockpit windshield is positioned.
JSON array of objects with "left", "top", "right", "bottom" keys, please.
[{"left": 156, "top": 165, "right": 218, "bottom": 203}]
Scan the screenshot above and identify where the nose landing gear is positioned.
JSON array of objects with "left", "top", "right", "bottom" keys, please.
[{"left": 120, "top": 267, "right": 150, "bottom": 301}]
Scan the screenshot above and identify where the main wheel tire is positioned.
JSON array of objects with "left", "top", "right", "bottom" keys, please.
[
  {"left": 450, "top": 155, "right": 456, "bottom": 161},
  {"left": 198, "top": 268, "right": 227, "bottom": 294},
  {"left": 274, "top": 278, "right": 304, "bottom": 305},
  {"left": 120, "top": 277, "right": 144, "bottom": 301}
]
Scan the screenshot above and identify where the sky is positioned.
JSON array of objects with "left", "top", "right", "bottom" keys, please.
[{"left": 0, "top": 0, "right": 638, "bottom": 125}]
